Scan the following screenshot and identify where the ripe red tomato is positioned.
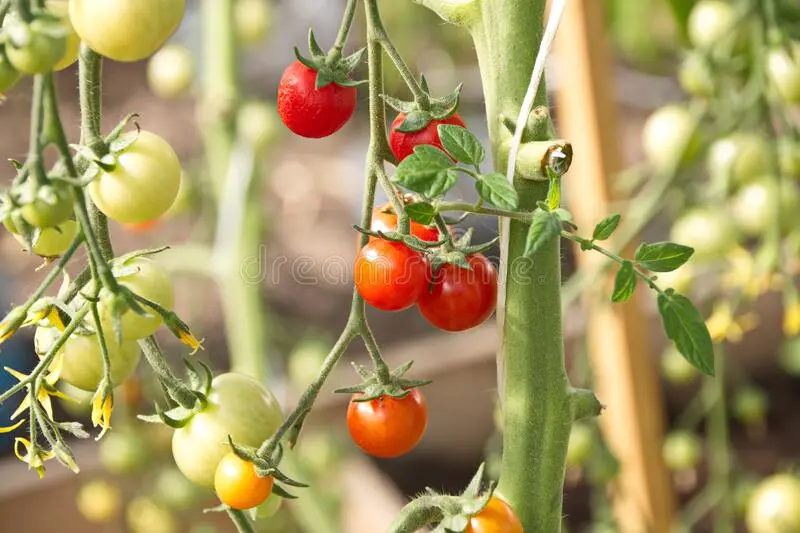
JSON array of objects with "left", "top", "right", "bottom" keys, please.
[
  {"left": 417, "top": 253, "right": 497, "bottom": 332},
  {"left": 354, "top": 239, "right": 428, "bottom": 311},
  {"left": 277, "top": 61, "right": 357, "bottom": 138},
  {"left": 370, "top": 203, "right": 439, "bottom": 242},
  {"left": 389, "top": 112, "right": 466, "bottom": 162},
  {"left": 214, "top": 452, "right": 273, "bottom": 510},
  {"left": 465, "top": 496, "right": 523, "bottom": 533},
  {"left": 346, "top": 388, "right": 427, "bottom": 458}
]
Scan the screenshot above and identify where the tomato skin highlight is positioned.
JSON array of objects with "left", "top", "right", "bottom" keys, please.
[
  {"left": 347, "top": 388, "right": 428, "bottom": 458},
  {"left": 214, "top": 452, "right": 274, "bottom": 510},
  {"left": 418, "top": 253, "right": 497, "bottom": 332},
  {"left": 354, "top": 239, "right": 429, "bottom": 312},
  {"left": 389, "top": 112, "right": 466, "bottom": 162},
  {"left": 277, "top": 61, "right": 357, "bottom": 138},
  {"left": 465, "top": 496, "right": 524, "bottom": 533}
]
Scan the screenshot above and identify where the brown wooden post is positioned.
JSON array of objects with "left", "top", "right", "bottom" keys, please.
[{"left": 553, "top": 1, "right": 676, "bottom": 531}]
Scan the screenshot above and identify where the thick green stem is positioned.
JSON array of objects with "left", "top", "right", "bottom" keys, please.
[
  {"left": 707, "top": 350, "right": 733, "bottom": 533},
  {"left": 469, "top": 2, "right": 572, "bottom": 530}
]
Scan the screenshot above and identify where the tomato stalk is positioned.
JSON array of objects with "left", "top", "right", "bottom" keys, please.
[
  {"left": 325, "top": 0, "right": 358, "bottom": 66},
  {"left": 706, "top": 349, "right": 734, "bottom": 533}
]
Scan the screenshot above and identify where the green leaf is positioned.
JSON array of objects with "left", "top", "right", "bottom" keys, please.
[
  {"left": 394, "top": 146, "right": 458, "bottom": 198},
  {"left": 634, "top": 241, "right": 694, "bottom": 272},
  {"left": 611, "top": 261, "right": 637, "bottom": 303},
  {"left": 592, "top": 214, "right": 621, "bottom": 241},
  {"left": 395, "top": 110, "right": 433, "bottom": 133},
  {"left": 405, "top": 202, "right": 437, "bottom": 225},
  {"left": 657, "top": 290, "right": 715, "bottom": 376},
  {"left": 475, "top": 173, "right": 519, "bottom": 211},
  {"left": 524, "top": 210, "right": 561, "bottom": 257},
  {"left": 437, "top": 124, "right": 485, "bottom": 165}
]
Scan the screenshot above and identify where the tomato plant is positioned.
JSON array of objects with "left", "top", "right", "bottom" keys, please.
[
  {"left": 389, "top": 112, "right": 466, "bottom": 162},
  {"left": 354, "top": 239, "right": 429, "bottom": 311},
  {"left": 465, "top": 496, "right": 523, "bottom": 533},
  {"left": 347, "top": 388, "right": 428, "bottom": 458},
  {"left": 746, "top": 474, "right": 800, "bottom": 533},
  {"left": 215, "top": 452, "right": 274, "bottom": 510}
]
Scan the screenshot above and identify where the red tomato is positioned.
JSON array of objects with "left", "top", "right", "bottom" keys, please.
[
  {"left": 354, "top": 239, "right": 428, "bottom": 311},
  {"left": 465, "top": 496, "right": 524, "bottom": 533},
  {"left": 417, "top": 253, "right": 497, "bottom": 332},
  {"left": 277, "top": 61, "right": 357, "bottom": 138},
  {"left": 389, "top": 112, "right": 466, "bottom": 162},
  {"left": 346, "top": 388, "right": 427, "bottom": 458},
  {"left": 370, "top": 203, "right": 439, "bottom": 242}
]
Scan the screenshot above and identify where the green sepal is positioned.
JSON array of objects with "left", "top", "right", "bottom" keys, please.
[
  {"left": 293, "top": 29, "right": 367, "bottom": 89},
  {"left": 137, "top": 402, "right": 192, "bottom": 429},
  {"left": 429, "top": 83, "right": 463, "bottom": 120},
  {"left": 395, "top": 109, "right": 434, "bottom": 133},
  {"left": 308, "top": 28, "right": 325, "bottom": 57},
  {"left": 202, "top": 503, "right": 230, "bottom": 514},
  {"left": 105, "top": 113, "right": 140, "bottom": 150},
  {"left": 383, "top": 94, "right": 417, "bottom": 114},
  {"left": 334, "top": 361, "right": 432, "bottom": 400}
]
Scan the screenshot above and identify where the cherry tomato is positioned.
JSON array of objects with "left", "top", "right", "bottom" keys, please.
[
  {"left": 11, "top": 219, "right": 77, "bottom": 257},
  {"left": 255, "top": 492, "right": 283, "bottom": 519},
  {"left": 237, "top": 100, "right": 281, "bottom": 150},
  {"left": 98, "top": 430, "right": 149, "bottom": 474},
  {"left": 172, "top": 373, "right": 283, "bottom": 488},
  {"left": 126, "top": 497, "right": 178, "bottom": 533},
  {"left": 88, "top": 130, "right": 182, "bottom": 224},
  {"left": 687, "top": 0, "right": 739, "bottom": 51},
  {"left": 746, "top": 474, "right": 800, "bottom": 533},
  {"left": 76, "top": 479, "right": 122, "bottom": 524},
  {"left": 662, "top": 431, "right": 702, "bottom": 472},
  {"left": 277, "top": 60, "right": 357, "bottom": 138},
  {"left": 706, "top": 133, "right": 770, "bottom": 188},
  {"left": 660, "top": 345, "right": 698, "bottom": 386},
  {"left": 732, "top": 386, "right": 768, "bottom": 425},
  {"left": 417, "top": 253, "right": 497, "bottom": 332},
  {"left": 370, "top": 203, "right": 439, "bottom": 242},
  {"left": 215, "top": 452, "right": 274, "bottom": 510},
  {"left": 19, "top": 182, "right": 73, "bottom": 228},
  {"left": 641, "top": 105, "right": 699, "bottom": 172},
  {"left": 465, "top": 496, "right": 524, "bottom": 533},
  {"left": 670, "top": 207, "right": 737, "bottom": 262},
  {"left": 389, "top": 112, "right": 467, "bottom": 162},
  {"left": 4, "top": 17, "right": 67, "bottom": 74},
  {"left": 767, "top": 41, "right": 800, "bottom": 104},
  {"left": 69, "top": 0, "right": 185, "bottom": 62},
  {"left": 48, "top": 1, "right": 80, "bottom": 71},
  {"left": 96, "top": 256, "right": 175, "bottom": 340},
  {"left": 34, "top": 326, "right": 140, "bottom": 391},
  {"left": 0, "top": 48, "right": 21, "bottom": 94},
  {"left": 147, "top": 44, "right": 194, "bottom": 99},
  {"left": 678, "top": 53, "right": 714, "bottom": 98},
  {"left": 566, "top": 423, "right": 594, "bottom": 468},
  {"left": 779, "top": 138, "right": 800, "bottom": 178},
  {"left": 354, "top": 239, "right": 428, "bottom": 311},
  {"left": 730, "top": 180, "right": 800, "bottom": 237},
  {"left": 235, "top": 0, "right": 272, "bottom": 47},
  {"left": 347, "top": 388, "right": 427, "bottom": 458}
]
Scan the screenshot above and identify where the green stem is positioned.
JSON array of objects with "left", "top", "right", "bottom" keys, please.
[
  {"left": 227, "top": 509, "right": 257, "bottom": 533},
  {"left": 437, "top": 200, "right": 532, "bottom": 221},
  {"left": 707, "top": 349, "right": 733, "bottom": 533},
  {"left": 326, "top": 0, "right": 358, "bottom": 65},
  {"left": 27, "top": 75, "right": 46, "bottom": 185},
  {"left": 78, "top": 45, "right": 106, "bottom": 155},
  {"left": 137, "top": 336, "right": 197, "bottom": 409},
  {"left": 12, "top": 234, "right": 82, "bottom": 315}
]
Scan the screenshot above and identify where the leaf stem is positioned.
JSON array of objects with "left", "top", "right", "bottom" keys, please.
[
  {"left": 137, "top": 337, "right": 198, "bottom": 409},
  {"left": 326, "top": 0, "right": 358, "bottom": 65}
]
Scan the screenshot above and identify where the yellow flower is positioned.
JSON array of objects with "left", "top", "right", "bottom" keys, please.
[
  {"left": 178, "top": 330, "right": 203, "bottom": 354},
  {"left": 23, "top": 306, "right": 65, "bottom": 331},
  {"left": 0, "top": 419, "right": 24, "bottom": 434},
  {"left": 785, "top": 301, "right": 800, "bottom": 337},
  {"left": 0, "top": 308, "right": 25, "bottom": 345},
  {"left": 6, "top": 362, "right": 68, "bottom": 420},
  {"left": 91, "top": 388, "right": 113, "bottom": 440},
  {"left": 165, "top": 313, "right": 203, "bottom": 354},
  {"left": 706, "top": 303, "right": 758, "bottom": 344},
  {"left": 14, "top": 438, "right": 54, "bottom": 478}
]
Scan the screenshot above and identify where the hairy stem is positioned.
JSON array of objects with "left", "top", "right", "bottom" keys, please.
[{"left": 326, "top": 0, "right": 358, "bottom": 65}]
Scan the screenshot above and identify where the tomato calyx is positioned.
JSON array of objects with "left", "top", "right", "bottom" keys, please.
[
  {"left": 293, "top": 29, "right": 365, "bottom": 89},
  {"left": 354, "top": 222, "right": 447, "bottom": 252},
  {"left": 77, "top": 113, "right": 141, "bottom": 177},
  {"left": 335, "top": 360, "right": 430, "bottom": 401},
  {"left": 138, "top": 358, "right": 212, "bottom": 428},
  {"left": 384, "top": 76, "right": 463, "bottom": 133},
  {"left": 429, "top": 227, "right": 498, "bottom": 277}
]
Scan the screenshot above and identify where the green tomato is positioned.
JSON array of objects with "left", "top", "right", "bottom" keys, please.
[
  {"left": 34, "top": 326, "right": 140, "bottom": 391},
  {"left": 730, "top": 179, "right": 800, "bottom": 237},
  {"left": 707, "top": 133, "right": 771, "bottom": 188},
  {"left": 235, "top": 0, "right": 272, "bottom": 46},
  {"left": 641, "top": 105, "right": 700, "bottom": 172},
  {"left": 4, "top": 18, "right": 67, "bottom": 74},
  {"left": 154, "top": 467, "right": 202, "bottom": 510},
  {"left": 687, "top": 0, "right": 739, "bottom": 51},
  {"left": 70, "top": 0, "right": 185, "bottom": 62},
  {"left": 732, "top": 386, "right": 768, "bottom": 425},
  {"left": 126, "top": 497, "right": 178, "bottom": 533},
  {"left": 566, "top": 423, "right": 593, "bottom": 468},
  {"left": 172, "top": 373, "right": 284, "bottom": 488},
  {"left": 746, "top": 474, "right": 800, "bottom": 533},
  {"left": 147, "top": 44, "right": 194, "bottom": 99},
  {"left": 19, "top": 183, "right": 73, "bottom": 228},
  {"left": 76, "top": 479, "right": 122, "bottom": 524},
  {"left": 88, "top": 130, "right": 182, "bottom": 224},
  {"left": 12, "top": 219, "right": 77, "bottom": 257},
  {"left": 98, "top": 256, "right": 175, "bottom": 340},
  {"left": 660, "top": 345, "right": 698, "bottom": 386},
  {"left": 779, "top": 138, "right": 800, "bottom": 179},
  {"left": 255, "top": 492, "right": 283, "bottom": 519},
  {"left": 662, "top": 430, "right": 703, "bottom": 472},
  {"left": 0, "top": 48, "right": 21, "bottom": 94},
  {"left": 99, "top": 430, "right": 149, "bottom": 475},
  {"left": 768, "top": 41, "right": 800, "bottom": 104},
  {"left": 670, "top": 207, "right": 738, "bottom": 262},
  {"left": 678, "top": 53, "right": 715, "bottom": 98},
  {"left": 237, "top": 100, "right": 280, "bottom": 150},
  {"left": 48, "top": 1, "right": 80, "bottom": 71}
]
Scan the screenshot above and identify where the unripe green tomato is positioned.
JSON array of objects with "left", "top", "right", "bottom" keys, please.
[
  {"left": 767, "top": 41, "right": 800, "bottom": 104},
  {"left": 566, "top": 423, "right": 593, "bottom": 468},
  {"left": 641, "top": 105, "right": 700, "bottom": 172},
  {"left": 165, "top": 171, "right": 194, "bottom": 218},
  {"left": 778, "top": 138, "right": 800, "bottom": 179},
  {"left": 147, "top": 44, "right": 194, "bottom": 99},
  {"left": 12, "top": 219, "right": 77, "bottom": 257},
  {"left": 98, "top": 430, "right": 149, "bottom": 475},
  {"left": 48, "top": 0, "right": 80, "bottom": 71},
  {"left": 687, "top": 0, "right": 738, "bottom": 51},
  {"left": 746, "top": 474, "right": 800, "bottom": 533},
  {"left": 255, "top": 492, "right": 283, "bottom": 519},
  {"left": 237, "top": 100, "right": 280, "bottom": 150},
  {"left": 235, "top": 0, "right": 272, "bottom": 46},
  {"left": 154, "top": 467, "right": 202, "bottom": 510},
  {"left": 779, "top": 338, "right": 800, "bottom": 376},
  {"left": 662, "top": 430, "right": 703, "bottom": 472},
  {"left": 678, "top": 53, "right": 715, "bottom": 98},
  {"left": 730, "top": 179, "right": 800, "bottom": 237},
  {"left": 76, "top": 479, "right": 122, "bottom": 524},
  {"left": 732, "top": 386, "right": 768, "bottom": 425},
  {"left": 670, "top": 207, "right": 738, "bottom": 262},
  {"left": 126, "top": 497, "right": 178, "bottom": 533},
  {"left": 287, "top": 337, "right": 329, "bottom": 388},
  {"left": 0, "top": 49, "right": 21, "bottom": 94},
  {"left": 5, "top": 18, "right": 67, "bottom": 74},
  {"left": 706, "top": 133, "right": 771, "bottom": 188},
  {"left": 19, "top": 183, "right": 73, "bottom": 228},
  {"left": 661, "top": 346, "right": 699, "bottom": 385}
]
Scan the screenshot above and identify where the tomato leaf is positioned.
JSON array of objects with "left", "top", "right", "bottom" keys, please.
[
  {"left": 635, "top": 241, "right": 694, "bottom": 272},
  {"left": 405, "top": 202, "right": 437, "bottom": 225},
  {"left": 524, "top": 210, "right": 561, "bottom": 257},
  {"left": 437, "top": 124, "right": 485, "bottom": 165},
  {"left": 394, "top": 145, "right": 458, "bottom": 198},
  {"left": 657, "top": 290, "right": 715, "bottom": 376},
  {"left": 611, "top": 261, "right": 637, "bottom": 302},
  {"left": 475, "top": 172, "right": 519, "bottom": 211},
  {"left": 592, "top": 213, "right": 621, "bottom": 241}
]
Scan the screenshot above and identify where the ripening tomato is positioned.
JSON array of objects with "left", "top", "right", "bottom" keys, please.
[
  {"left": 235, "top": 0, "right": 272, "bottom": 46},
  {"left": 389, "top": 112, "right": 466, "bottom": 162},
  {"left": 172, "top": 373, "right": 283, "bottom": 488},
  {"left": 88, "top": 130, "right": 181, "bottom": 224},
  {"left": 354, "top": 239, "right": 428, "bottom": 311},
  {"left": 147, "top": 44, "right": 194, "bottom": 99},
  {"left": 417, "top": 253, "right": 497, "bottom": 332},
  {"left": 121, "top": 219, "right": 160, "bottom": 234},
  {"left": 641, "top": 105, "right": 700, "bottom": 172},
  {"left": 277, "top": 61, "right": 357, "bottom": 138},
  {"left": 366, "top": 202, "right": 439, "bottom": 247},
  {"left": 97, "top": 256, "right": 175, "bottom": 340},
  {"left": 706, "top": 133, "right": 770, "bottom": 188},
  {"left": 746, "top": 474, "right": 800, "bottom": 533},
  {"left": 767, "top": 41, "right": 800, "bottom": 104},
  {"left": 347, "top": 388, "right": 427, "bottom": 458},
  {"left": 4, "top": 17, "right": 67, "bottom": 74},
  {"left": 76, "top": 480, "right": 122, "bottom": 524},
  {"left": 34, "top": 326, "right": 141, "bottom": 391},
  {"left": 670, "top": 207, "right": 737, "bottom": 262},
  {"left": 48, "top": 1, "right": 80, "bottom": 71},
  {"left": 19, "top": 182, "right": 73, "bottom": 228},
  {"left": 69, "top": 0, "right": 185, "bottom": 62},
  {"left": 0, "top": 48, "right": 21, "bottom": 94},
  {"left": 465, "top": 496, "right": 524, "bottom": 533},
  {"left": 214, "top": 452, "right": 274, "bottom": 510}
]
